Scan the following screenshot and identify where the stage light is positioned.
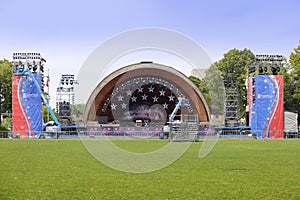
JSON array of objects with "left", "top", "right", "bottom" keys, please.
[
  {"left": 33, "top": 65, "right": 37, "bottom": 72},
  {"left": 40, "top": 64, "right": 44, "bottom": 73},
  {"left": 277, "top": 66, "right": 280, "bottom": 72},
  {"left": 271, "top": 63, "right": 281, "bottom": 75},
  {"left": 252, "top": 77, "right": 256, "bottom": 104}
]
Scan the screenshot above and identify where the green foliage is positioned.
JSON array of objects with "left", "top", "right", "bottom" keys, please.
[
  {"left": 214, "top": 48, "right": 255, "bottom": 115},
  {"left": 73, "top": 104, "right": 85, "bottom": 115},
  {"left": 43, "top": 106, "right": 59, "bottom": 123},
  {"left": 189, "top": 75, "right": 210, "bottom": 104},
  {"left": 0, "top": 117, "right": 10, "bottom": 137},
  {"left": 289, "top": 41, "right": 300, "bottom": 122},
  {"left": 282, "top": 65, "right": 298, "bottom": 112},
  {"left": 0, "top": 140, "right": 299, "bottom": 199},
  {"left": 204, "top": 64, "right": 225, "bottom": 116},
  {"left": 0, "top": 59, "right": 13, "bottom": 114}
]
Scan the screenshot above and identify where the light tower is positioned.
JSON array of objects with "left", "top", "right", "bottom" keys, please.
[
  {"left": 56, "top": 74, "right": 78, "bottom": 126},
  {"left": 223, "top": 76, "right": 239, "bottom": 126}
]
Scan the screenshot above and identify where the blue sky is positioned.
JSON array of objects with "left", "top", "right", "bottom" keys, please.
[{"left": 1, "top": 0, "right": 300, "bottom": 105}]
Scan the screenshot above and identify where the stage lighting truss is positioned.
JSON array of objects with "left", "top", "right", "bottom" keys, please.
[
  {"left": 223, "top": 76, "right": 239, "bottom": 124},
  {"left": 12, "top": 52, "right": 46, "bottom": 74},
  {"left": 59, "top": 74, "right": 78, "bottom": 87},
  {"left": 248, "top": 54, "right": 284, "bottom": 76},
  {"left": 56, "top": 74, "right": 79, "bottom": 124}
]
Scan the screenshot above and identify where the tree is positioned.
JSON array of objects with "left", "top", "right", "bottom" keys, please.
[
  {"left": 189, "top": 75, "right": 210, "bottom": 104},
  {"left": 0, "top": 59, "right": 13, "bottom": 114},
  {"left": 289, "top": 41, "right": 300, "bottom": 123},
  {"left": 204, "top": 64, "right": 225, "bottom": 117},
  {"left": 43, "top": 106, "right": 59, "bottom": 123},
  {"left": 73, "top": 104, "right": 85, "bottom": 116},
  {"left": 214, "top": 48, "right": 255, "bottom": 116}
]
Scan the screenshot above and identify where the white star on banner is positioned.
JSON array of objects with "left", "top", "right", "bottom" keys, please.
[
  {"left": 117, "top": 95, "right": 123, "bottom": 101},
  {"left": 121, "top": 103, "right": 127, "bottom": 109},
  {"left": 142, "top": 94, "right": 148, "bottom": 100},
  {"left": 131, "top": 96, "right": 137, "bottom": 102},
  {"left": 159, "top": 89, "right": 165, "bottom": 96},
  {"left": 126, "top": 90, "right": 132, "bottom": 96},
  {"left": 168, "top": 95, "right": 175, "bottom": 101},
  {"left": 138, "top": 86, "right": 143, "bottom": 93},
  {"left": 111, "top": 103, "right": 117, "bottom": 110},
  {"left": 148, "top": 86, "right": 154, "bottom": 92},
  {"left": 162, "top": 102, "right": 168, "bottom": 109},
  {"left": 152, "top": 96, "right": 159, "bottom": 102}
]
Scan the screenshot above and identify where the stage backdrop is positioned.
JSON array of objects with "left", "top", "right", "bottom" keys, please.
[
  {"left": 248, "top": 75, "right": 284, "bottom": 139},
  {"left": 12, "top": 74, "right": 43, "bottom": 138}
]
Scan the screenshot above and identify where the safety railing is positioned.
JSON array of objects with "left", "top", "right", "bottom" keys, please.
[{"left": 1, "top": 129, "right": 299, "bottom": 140}]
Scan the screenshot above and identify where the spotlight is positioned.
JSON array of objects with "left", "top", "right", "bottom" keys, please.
[
  {"left": 40, "top": 64, "right": 44, "bottom": 73},
  {"left": 32, "top": 61, "right": 37, "bottom": 72}
]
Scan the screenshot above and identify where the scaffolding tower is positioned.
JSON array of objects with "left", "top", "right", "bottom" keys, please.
[
  {"left": 56, "top": 74, "right": 78, "bottom": 126},
  {"left": 224, "top": 76, "right": 239, "bottom": 126}
]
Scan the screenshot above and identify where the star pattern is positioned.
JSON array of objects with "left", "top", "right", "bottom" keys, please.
[
  {"left": 131, "top": 96, "right": 137, "bottom": 102},
  {"left": 103, "top": 81, "right": 189, "bottom": 115},
  {"left": 142, "top": 94, "right": 148, "bottom": 100},
  {"left": 148, "top": 86, "right": 154, "bottom": 92},
  {"left": 111, "top": 103, "right": 117, "bottom": 110},
  {"left": 168, "top": 94, "right": 175, "bottom": 101},
  {"left": 117, "top": 95, "right": 123, "bottom": 101},
  {"left": 126, "top": 90, "right": 132, "bottom": 96},
  {"left": 121, "top": 103, "right": 127, "bottom": 109},
  {"left": 162, "top": 102, "right": 169, "bottom": 109},
  {"left": 159, "top": 89, "right": 165, "bottom": 96},
  {"left": 138, "top": 86, "right": 143, "bottom": 93},
  {"left": 152, "top": 96, "right": 159, "bottom": 102}
]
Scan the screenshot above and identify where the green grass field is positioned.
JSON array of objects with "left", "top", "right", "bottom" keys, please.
[{"left": 0, "top": 139, "right": 299, "bottom": 199}]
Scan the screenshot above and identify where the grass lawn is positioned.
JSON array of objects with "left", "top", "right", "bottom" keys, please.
[{"left": 0, "top": 139, "right": 299, "bottom": 199}]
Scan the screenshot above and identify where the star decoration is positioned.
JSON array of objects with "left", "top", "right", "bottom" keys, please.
[
  {"left": 121, "top": 103, "right": 127, "bottom": 109},
  {"left": 168, "top": 94, "right": 175, "bottom": 101},
  {"left": 138, "top": 86, "right": 143, "bottom": 93},
  {"left": 126, "top": 90, "right": 132, "bottom": 96},
  {"left": 162, "top": 102, "right": 168, "bottom": 109},
  {"left": 148, "top": 86, "right": 155, "bottom": 92},
  {"left": 131, "top": 96, "right": 137, "bottom": 102},
  {"left": 152, "top": 96, "right": 159, "bottom": 102},
  {"left": 159, "top": 89, "right": 165, "bottom": 96},
  {"left": 111, "top": 103, "right": 117, "bottom": 110},
  {"left": 142, "top": 94, "right": 148, "bottom": 100},
  {"left": 117, "top": 95, "right": 123, "bottom": 101}
]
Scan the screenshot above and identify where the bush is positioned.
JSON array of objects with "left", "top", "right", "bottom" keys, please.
[{"left": 0, "top": 125, "right": 8, "bottom": 138}]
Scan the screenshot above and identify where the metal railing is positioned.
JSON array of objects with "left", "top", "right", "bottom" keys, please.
[{"left": 1, "top": 129, "right": 299, "bottom": 140}]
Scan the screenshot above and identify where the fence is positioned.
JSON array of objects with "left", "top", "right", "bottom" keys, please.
[{"left": 1, "top": 129, "right": 299, "bottom": 140}]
